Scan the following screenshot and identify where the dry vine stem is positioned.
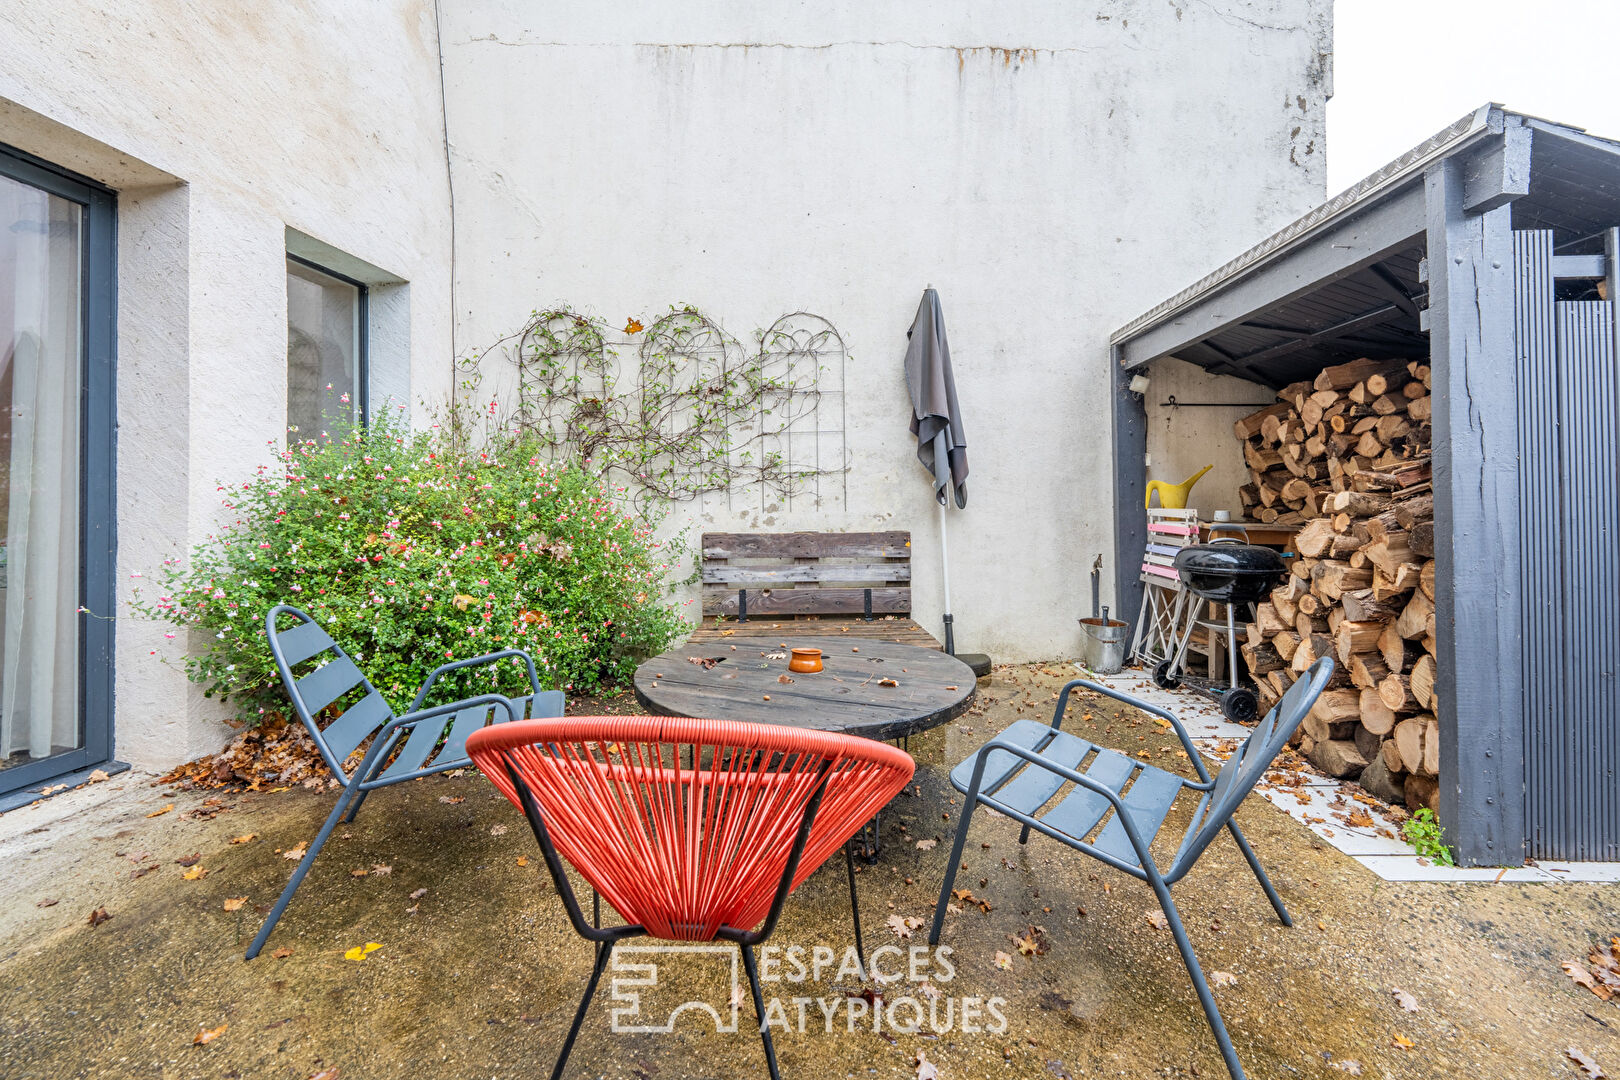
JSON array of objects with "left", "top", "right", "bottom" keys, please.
[{"left": 462, "top": 305, "right": 848, "bottom": 509}]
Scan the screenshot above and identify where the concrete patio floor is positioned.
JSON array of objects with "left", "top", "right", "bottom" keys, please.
[{"left": 1, "top": 664, "right": 1615, "bottom": 1080}]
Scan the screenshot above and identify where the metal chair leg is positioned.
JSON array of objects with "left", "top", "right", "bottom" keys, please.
[
  {"left": 245, "top": 781, "right": 363, "bottom": 959},
  {"left": 845, "top": 842, "right": 866, "bottom": 979},
  {"left": 928, "top": 794, "right": 979, "bottom": 946},
  {"left": 741, "top": 944, "right": 782, "bottom": 1080},
  {"left": 1226, "top": 822, "right": 1291, "bottom": 926},
  {"left": 1147, "top": 876, "right": 1246, "bottom": 1080},
  {"left": 551, "top": 939, "right": 617, "bottom": 1080},
  {"left": 342, "top": 788, "right": 372, "bottom": 823}
]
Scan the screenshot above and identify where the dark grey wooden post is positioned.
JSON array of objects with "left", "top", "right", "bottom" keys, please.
[
  {"left": 1424, "top": 156, "right": 1527, "bottom": 866},
  {"left": 1112, "top": 347, "right": 1148, "bottom": 628}
]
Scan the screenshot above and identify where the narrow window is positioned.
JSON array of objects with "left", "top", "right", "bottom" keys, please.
[{"left": 286, "top": 255, "right": 367, "bottom": 436}]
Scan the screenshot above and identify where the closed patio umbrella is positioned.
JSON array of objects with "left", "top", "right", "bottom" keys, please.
[{"left": 904, "top": 287, "right": 972, "bottom": 658}]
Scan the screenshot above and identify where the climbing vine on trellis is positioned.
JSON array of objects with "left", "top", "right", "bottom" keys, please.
[{"left": 461, "top": 305, "right": 848, "bottom": 509}]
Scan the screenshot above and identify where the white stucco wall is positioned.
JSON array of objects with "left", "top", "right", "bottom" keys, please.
[
  {"left": 1143, "top": 359, "right": 1276, "bottom": 519},
  {"left": 441, "top": 0, "right": 1334, "bottom": 662},
  {"left": 0, "top": 1, "right": 455, "bottom": 767}
]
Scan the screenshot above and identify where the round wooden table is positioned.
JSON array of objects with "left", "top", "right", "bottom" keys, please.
[{"left": 633, "top": 636, "right": 977, "bottom": 742}]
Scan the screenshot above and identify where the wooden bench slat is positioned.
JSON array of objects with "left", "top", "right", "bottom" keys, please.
[
  {"left": 701, "top": 563, "right": 911, "bottom": 585},
  {"left": 702, "top": 531, "right": 911, "bottom": 560},
  {"left": 702, "top": 586, "right": 910, "bottom": 617}
]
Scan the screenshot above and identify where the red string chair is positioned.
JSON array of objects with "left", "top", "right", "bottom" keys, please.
[{"left": 466, "top": 716, "right": 914, "bottom": 1080}]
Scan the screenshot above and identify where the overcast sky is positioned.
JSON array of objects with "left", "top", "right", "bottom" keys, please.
[{"left": 1327, "top": 1, "right": 1620, "bottom": 194}]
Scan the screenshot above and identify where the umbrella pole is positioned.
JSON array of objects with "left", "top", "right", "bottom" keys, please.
[{"left": 938, "top": 498, "right": 955, "bottom": 655}]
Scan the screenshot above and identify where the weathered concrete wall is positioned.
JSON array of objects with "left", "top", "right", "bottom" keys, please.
[
  {"left": 0, "top": 1, "right": 455, "bottom": 767},
  {"left": 442, "top": 0, "right": 1333, "bottom": 661},
  {"left": 1143, "top": 359, "right": 1276, "bottom": 519}
]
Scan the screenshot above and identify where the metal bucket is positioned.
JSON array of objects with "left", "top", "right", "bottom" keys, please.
[{"left": 1079, "top": 616, "right": 1128, "bottom": 674}]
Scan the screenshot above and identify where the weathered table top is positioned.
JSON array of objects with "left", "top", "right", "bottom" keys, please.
[{"left": 634, "top": 636, "right": 977, "bottom": 741}]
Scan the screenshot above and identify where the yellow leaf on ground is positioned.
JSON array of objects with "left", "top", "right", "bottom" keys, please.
[
  {"left": 271, "top": 946, "right": 293, "bottom": 959},
  {"left": 193, "top": 1023, "right": 227, "bottom": 1045},
  {"left": 222, "top": 897, "right": 247, "bottom": 912},
  {"left": 182, "top": 865, "right": 207, "bottom": 880},
  {"left": 283, "top": 843, "right": 308, "bottom": 861},
  {"left": 1390, "top": 1033, "right": 1415, "bottom": 1050},
  {"left": 146, "top": 804, "right": 174, "bottom": 818},
  {"left": 516, "top": 856, "right": 529, "bottom": 867},
  {"left": 343, "top": 942, "right": 383, "bottom": 961},
  {"left": 229, "top": 834, "right": 257, "bottom": 844}
]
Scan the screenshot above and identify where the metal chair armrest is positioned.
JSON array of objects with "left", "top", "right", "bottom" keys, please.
[
  {"left": 409, "top": 650, "right": 542, "bottom": 711},
  {"left": 1059, "top": 678, "right": 1215, "bottom": 787},
  {"left": 964, "top": 736, "right": 1162, "bottom": 874}
]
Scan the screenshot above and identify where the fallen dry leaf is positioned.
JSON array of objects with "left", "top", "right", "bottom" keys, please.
[
  {"left": 371, "top": 864, "right": 392, "bottom": 876},
  {"left": 1568, "top": 1047, "right": 1606, "bottom": 1078},
  {"left": 40, "top": 783, "right": 68, "bottom": 795},
  {"left": 1144, "top": 910, "right": 1169, "bottom": 931},
  {"left": 886, "top": 914, "right": 924, "bottom": 939},
  {"left": 222, "top": 897, "right": 248, "bottom": 912},
  {"left": 915, "top": 839, "right": 937, "bottom": 851},
  {"left": 283, "top": 843, "right": 308, "bottom": 861},
  {"left": 1212, "top": 970, "right": 1238, "bottom": 988},
  {"left": 182, "top": 865, "right": 208, "bottom": 880},
  {"left": 308, "top": 1069, "right": 341, "bottom": 1080},
  {"left": 993, "top": 950, "right": 1014, "bottom": 971},
  {"left": 878, "top": 678, "right": 899, "bottom": 687},
  {"left": 1390, "top": 1033, "right": 1415, "bottom": 1050},
  {"left": 490, "top": 824, "right": 508, "bottom": 836},
  {"left": 229, "top": 833, "right": 258, "bottom": 845},
  {"left": 87, "top": 769, "right": 110, "bottom": 783},
  {"left": 146, "top": 804, "right": 174, "bottom": 818},
  {"left": 914, "top": 1051, "right": 940, "bottom": 1080},
  {"left": 193, "top": 1023, "right": 227, "bottom": 1046},
  {"left": 438, "top": 795, "right": 464, "bottom": 805},
  {"left": 516, "top": 856, "right": 529, "bottom": 867},
  {"left": 410, "top": 887, "right": 428, "bottom": 900},
  {"left": 1391, "top": 988, "right": 1419, "bottom": 1013},
  {"left": 343, "top": 942, "right": 383, "bottom": 961},
  {"left": 175, "top": 853, "right": 202, "bottom": 867},
  {"left": 271, "top": 946, "right": 293, "bottom": 959},
  {"left": 86, "top": 907, "right": 112, "bottom": 927},
  {"left": 350, "top": 867, "right": 369, "bottom": 878},
  {"left": 777, "top": 674, "right": 794, "bottom": 684},
  {"left": 35, "top": 898, "right": 58, "bottom": 908},
  {"left": 1327, "top": 1061, "right": 1362, "bottom": 1076}
]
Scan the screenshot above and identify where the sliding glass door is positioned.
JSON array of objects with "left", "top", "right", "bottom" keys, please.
[{"left": 0, "top": 145, "right": 114, "bottom": 795}]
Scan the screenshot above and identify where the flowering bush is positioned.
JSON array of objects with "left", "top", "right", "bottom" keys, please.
[{"left": 132, "top": 409, "right": 688, "bottom": 723}]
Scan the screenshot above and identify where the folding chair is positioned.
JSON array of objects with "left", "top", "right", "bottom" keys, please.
[
  {"left": 928, "top": 657, "right": 1335, "bottom": 1080},
  {"left": 466, "top": 716, "right": 915, "bottom": 1080},
  {"left": 245, "top": 604, "right": 565, "bottom": 959}
]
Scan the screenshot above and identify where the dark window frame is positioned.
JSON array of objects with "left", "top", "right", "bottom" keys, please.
[
  {"left": 0, "top": 141, "right": 118, "bottom": 797},
  {"left": 286, "top": 253, "right": 370, "bottom": 428}
]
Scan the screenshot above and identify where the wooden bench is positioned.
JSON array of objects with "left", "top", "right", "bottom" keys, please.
[{"left": 688, "top": 531, "right": 942, "bottom": 649}]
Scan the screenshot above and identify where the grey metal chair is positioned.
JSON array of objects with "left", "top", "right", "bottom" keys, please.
[
  {"left": 928, "top": 657, "right": 1335, "bottom": 1080},
  {"left": 245, "top": 604, "right": 565, "bottom": 960}
]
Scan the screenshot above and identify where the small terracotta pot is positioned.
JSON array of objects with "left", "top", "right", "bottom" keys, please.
[{"left": 788, "top": 648, "right": 823, "bottom": 673}]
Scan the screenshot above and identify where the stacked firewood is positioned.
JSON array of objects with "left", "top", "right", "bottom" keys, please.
[{"left": 1232, "top": 357, "right": 1439, "bottom": 813}]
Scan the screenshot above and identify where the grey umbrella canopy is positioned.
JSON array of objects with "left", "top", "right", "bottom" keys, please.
[
  {"left": 905, "top": 288, "right": 969, "bottom": 509},
  {"left": 904, "top": 287, "right": 974, "bottom": 658}
]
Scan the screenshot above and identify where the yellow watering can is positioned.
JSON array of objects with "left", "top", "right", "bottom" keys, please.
[{"left": 1145, "top": 464, "right": 1213, "bottom": 510}]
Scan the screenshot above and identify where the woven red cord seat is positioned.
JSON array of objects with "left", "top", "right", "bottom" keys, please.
[{"left": 466, "top": 715, "right": 914, "bottom": 1080}]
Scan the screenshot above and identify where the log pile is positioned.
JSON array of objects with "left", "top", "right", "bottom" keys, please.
[{"left": 1233, "top": 358, "right": 1440, "bottom": 813}]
